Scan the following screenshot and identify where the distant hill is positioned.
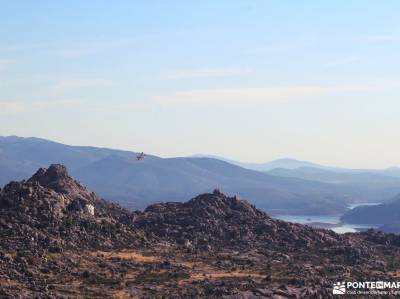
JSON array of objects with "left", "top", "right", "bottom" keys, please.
[
  {"left": 267, "top": 167, "right": 400, "bottom": 202},
  {"left": 342, "top": 194, "right": 400, "bottom": 229},
  {"left": 0, "top": 135, "right": 359, "bottom": 215},
  {"left": 73, "top": 154, "right": 355, "bottom": 214},
  {"left": 193, "top": 155, "right": 400, "bottom": 203},
  {"left": 192, "top": 155, "right": 329, "bottom": 171},
  {"left": 193, "top": 154, "right": 400, "bottom": 176},
  {"left": 0, "top": 135, "right": 158, "bottom": 183},
  {"left": 371, "top": 167, "right": 400, "bottom": 178}
]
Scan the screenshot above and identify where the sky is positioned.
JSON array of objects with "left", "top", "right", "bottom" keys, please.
[{"left": 0, "top": 1, "right": 400, "bottom": 168}]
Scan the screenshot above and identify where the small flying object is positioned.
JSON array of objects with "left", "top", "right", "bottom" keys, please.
[{"left": 136, "top": 152, "right": 146, "bottom": 160}]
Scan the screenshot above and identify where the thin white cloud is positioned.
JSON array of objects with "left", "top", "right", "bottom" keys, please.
[
  {"left": 52, "top": 78, "right": 114, "bottom": 91},
  {"left": 58, "top": 48, "right": 97, "bottom": 59},
  {"left": 0, "top": 102, "right": 27, "bottom": 114},
  {"left": 0, "top": 38, "right": 133, "bottom": 57},
  {"left": 324, "top": 57, "right": 361, "bottom": 68},
  {"left": 356, "top": 34, "right": 400, "bottom": 43},
  {"left": 0, "top": 99, "right": 81, "bottom": 115},
  {"left": 156, "top": 87, "right": 329, "bottom": 104},
  {"left": 56, "top": 38, "right": 140, "bottom": 59},
  {"left": 155, "top": 81, "right": 400, "bottom": 104},
  {"left": 160, "top": 67, "right": 252, "bottom": 80},
  {"left": 0, "top": 42, "right": 48, "bottom": 52},
  {"left": 0, "top": 59, "right": 15, "bottom": 71},
  {"left": 249, "top": 34, "right": 400, "bottom": 55},
  {"left": 249, "top": 36, "right": 322, "bottom": 54},
  {"left": 0, "top": 59, "right": 14, "bottom": 65}
]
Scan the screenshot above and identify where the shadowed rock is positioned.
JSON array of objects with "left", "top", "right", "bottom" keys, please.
[
  {"left": 29, "top": 164, "right": 91, "bottom": 199},
  {"left": 135, "top": 189, "right": 343, "bottom": 251},
  {"left": 0, "top": 164, "right": 144, "bottom": 252},
  {"left": 2, "top": 165, "right": 400, "bottom": 299}
]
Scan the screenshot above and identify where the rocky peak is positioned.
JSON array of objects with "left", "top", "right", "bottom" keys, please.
[
  {"left": 185, "top": 190, "right": 265, "bottom": 219},
  {"left": 136, "top": 191, "right": 274, "bottom": 249},
  {"left": 136, "top": 190, "right": 344, "bottom": 251},
  {"left": 28, "top": 164, "right": 82, "bottom": 195},
  {"left": 0, "top": 165, "right": 144, "bottom": 252},
  {"left": 1, "top": 164, "right": 96, "bottom": 221}
]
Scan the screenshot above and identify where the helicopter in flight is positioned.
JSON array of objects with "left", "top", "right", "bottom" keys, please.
[{"left": 136, "top": 152, "right": 146, "bottom": 161}]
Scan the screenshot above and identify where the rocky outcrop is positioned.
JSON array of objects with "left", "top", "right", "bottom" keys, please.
[
  {"left": 135, "top": 189, "right": 343, "bottom": 251},
  {"left": 0, "top": 164, "right": 144, "bottom": 253},
  {"left": 2, "top": 165, "right": 400, "bottom": 298}
]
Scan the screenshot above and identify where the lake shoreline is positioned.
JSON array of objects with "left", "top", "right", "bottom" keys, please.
[{"left": 271, "top": 202, "right": 381, "bottom": 234}]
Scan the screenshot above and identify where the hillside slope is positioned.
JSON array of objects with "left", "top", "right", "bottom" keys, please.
[
  {"left": 267, "top": 167, "right": 400, "bottom": 202},
  {"left": 74, "top": 154, "right": 352, "bottom": 214},
  {"left": 0, "top": 164, "right": 145, "bottom": 252},
  {"left": 2, "top": 166, "right": 400, "bottom": 298},
  {"left": 192, "top": 155, "right": 327, "bottom": 171},
  {"left": 0, "top": 136, "right": 355, "bottom": 215},
  {"left": 342, "top": 194, "right": 400, "bottom": 231}
]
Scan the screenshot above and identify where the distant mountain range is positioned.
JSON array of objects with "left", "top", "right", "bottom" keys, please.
[
  {"left": 266, "top": 167, "right": 400, "bottom": 201},
  {"left": 2, "top": 136, "right": 400, "bottom": 216},
  {"left": 191, "top": 154, "right": 329, "bottom": 171},
  {"left": 194, "top": 154, "right": 400, "bottom": 200},
  {"left": 342, "top": 193, "right": 400, "bottom": 232},
  {"left": 192, "top": 154, "right": 400, "bottom": 175}
]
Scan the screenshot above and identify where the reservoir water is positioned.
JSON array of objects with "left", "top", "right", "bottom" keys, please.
[{"left": 272, "top": 203, "right": 381, "bottom": 234}]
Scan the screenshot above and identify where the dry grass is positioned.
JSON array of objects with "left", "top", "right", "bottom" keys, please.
[
  {"left": 388, "top": 271, "right": 400, "bottom": 278},
  {"left": 0, "top": 279, "right": 21, "bottom": 287},
  {"left": 190, "top": 271, "right": 265, "bottom": 280},
  {"left": 113, "top": 290, "right": 140, "bottom": 299},
  {"left": 93, "top": 250, "right": 160, "bottom": 263}
]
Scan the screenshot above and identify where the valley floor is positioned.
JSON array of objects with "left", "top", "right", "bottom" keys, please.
[{"left": 2, "top": 243, "right": 400, "bottom": 298}]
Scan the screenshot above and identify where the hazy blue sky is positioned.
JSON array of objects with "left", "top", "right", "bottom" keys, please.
[{"left": 1, "top": 1, "right": 399, "bottom": 168}]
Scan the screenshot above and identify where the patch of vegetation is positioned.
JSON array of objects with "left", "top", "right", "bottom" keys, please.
[
  {"left": 134, "top": 270, "right": 190, "bottom": 284},
  {"left": 81, "top": 270, "right": 119, "bottom": 285}
]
